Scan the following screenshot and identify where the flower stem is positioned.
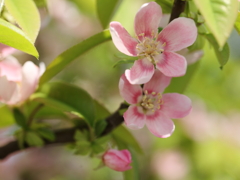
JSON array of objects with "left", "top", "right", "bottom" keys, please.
[{"left": 169, "top": 0, "right": 186, "bottom": 22}]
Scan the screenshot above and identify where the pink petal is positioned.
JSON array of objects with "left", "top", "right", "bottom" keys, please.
[
  {"left": 120, "top": 150, "right": 132, "bottom": 162},
  {"left": 134, "top": 2, "right": 162, "bottom": 38},
  {"left": 20, "top": 61, "right": 40, "bottom": 102},
  {"left": 143, "top": 69, "right": 171, "bottom": 93},
  {"left": 145, "top": 110, "right": 175, "bottom": 138},
  {"left": 177, "top": 49, "right": 203, "bottom": 65},
  {"left": 158, "top": 17, "right": 197, "bottom": 52},
  {"left": 156, "top": 51, "right": 187, "bottom": 77},
  {"left": 125, "top": 58, "right": 154, "bottom": 84},
  {"left": 0, "top": 76, "right": 18, "bottom": 104},
  {"left": 161, "top": 93, "right": 192, "bottom": 119},
  {"left": 0, "top": 43, "right": 16, "bottom": 57},
  {"left": 123, "top": 105, "right": 145, "bottom": 130},
  {"left": 0, "top": 56, "right": 22, "bottom": 82},
  {"left": 110, "top": 22, "right": 138, "bottom": 56},
  {"left": 119, "top": 74, "right": 142, "bottom": 104}
]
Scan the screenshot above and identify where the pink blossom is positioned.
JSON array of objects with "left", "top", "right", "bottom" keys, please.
[
  {"left": 0, "top": 44, "right": 16, "bottom": 58},
  {"left": 102, "top": 149, "right": 132, "bottom": 172},
  {"left": 119, "top": 70, "right": 192, "bottom": 138},
  {"left": 0, "top": 56, "right": 42, "bottom": 105},
  {"left": 110, "top": 2, "right": 197, "bottom": 84}
]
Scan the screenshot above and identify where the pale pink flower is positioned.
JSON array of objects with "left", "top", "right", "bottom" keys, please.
[
  {"left": 0, "top": 44, "right": 16, "bottom": 58},
  {"left": 102, "top": 149, "right": 132, "bottom": 172},
  {"left": 119, "top": 70, "right": 192, "bottom": 138},
  {"left": 0, "top": 56, "right": 42, "bottom": 105},
  {"left": 110, "top": 2, "right": 197, "bottom": 84}
]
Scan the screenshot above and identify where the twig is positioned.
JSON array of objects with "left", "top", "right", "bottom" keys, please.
[
  {"left": 0, "top": 103, "right": 128, "bottom": 160},
  {"left": 169, "top": 0, "right": 186, "bottom": 22}
]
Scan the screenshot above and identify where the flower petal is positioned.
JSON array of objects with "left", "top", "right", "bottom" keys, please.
[
  {"left": 0, "top": 43, "right": 16, "bottom": 57},
  {"left": 0, "top": 76, "right": 18, "bottom": 104},
  {"left": 125, "top": 58, "right": 154, "bottom": 84},
  {"left": 146, "top": 110, "right": 175, "bottom": 138},
  {"left": 110, "top": 22, "right": 138, "bottom": 56},
  {"left": 20, "top": 61, "right": 40, "bottom": 102},
  {"left": 158, "top": 17, "right": 197, "bottom": 52},
  {"left": 177, "top": 49, "right": 203, "bottom": 65},
  {"left": 0, "top": 56, "right": 22, "bottom": 82},
  {"left": 134, "top": 2, "right": 162, "bottom": 38},
  {"left": 143, "top": 69, "right": 171, "bottom": 93},
  {"left": 156, "top": 51, "right": 187, "bottom": 77},
  {"left": 161, "top": 93, "right": 192, "bottom": 119},
  {"left": 123, "top": 105, "right": 146, "bottom": 130},
  {"left": 119, "top": 74, "right": 142, "bottom": 104}
]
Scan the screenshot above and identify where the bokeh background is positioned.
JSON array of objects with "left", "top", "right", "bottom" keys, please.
[{"left": 1, "top": 0, "right": 240, "bottom": 179}]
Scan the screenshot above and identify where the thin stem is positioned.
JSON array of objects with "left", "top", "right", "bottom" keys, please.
[{"left": 27, "top": 103, "right": 44, "bottom": 126}]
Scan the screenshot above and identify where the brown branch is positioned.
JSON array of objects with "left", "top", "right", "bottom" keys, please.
[
  {"left": 0, "top": 103, "right": 128, "bottom": 160},
  {"left": 169, "top": 0, "right": 186, "bottom": 22}
]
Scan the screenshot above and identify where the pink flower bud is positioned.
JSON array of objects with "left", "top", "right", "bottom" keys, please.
[
  {"left": 0, "top": 56, "right": 43, "bottom": 105},
  {"left": 102, "top": 149, "right": 132, "bottom": 172}
]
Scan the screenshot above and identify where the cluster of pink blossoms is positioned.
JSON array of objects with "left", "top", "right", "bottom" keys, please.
[
  {"left": 110, "top": 2, "right": 197, "bottom": 138},
  {"left": 0, "top": 44, "right": 43, "bottom": 105}
]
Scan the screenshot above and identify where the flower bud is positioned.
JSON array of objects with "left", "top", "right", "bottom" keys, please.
[{"left": 102, "top": 149, "right": 132, "bottom": 172}]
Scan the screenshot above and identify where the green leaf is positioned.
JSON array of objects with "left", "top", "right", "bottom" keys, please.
[
  {"left": 165, "top": 61, "right": 200, "bottom": 93},
  {"left": 74, "top": 130, "right": 89, "bottom": 141},
  {"left": 97, "top": 0, "right": 122, "bottom": 29},
  {"left": 74, "top": 140, "right": 91, "bottom": 155},
  {"left": 155, "top": 0, "right": 173, "bottom": 14},
  {"left": 40, "top": 30, "right": 111, "bottom": 85},
  {"left": 33, "top": 0, "right": 47, "bottom": 7},
  {"left": 37, "top": 128, "right": 55, "bottom": 141},
  {"left": 205, "top": 34, "right": 230, "bottom": 68},
  {"left": 32, "top": 82, "right": 96, "bottom": 126},
  {"left": 0, "top": 19, "right": 39, "bottom": 58},
  {"left": 25, "top": 131, "right": 44, "bottom": 146},
  {"left": 95, "top": 119, "right": 107, "bottom": 137},
  {"left": 112, "top": 125, "right": 143, "bottom": 154},
  {"left": 188, "top": 34, "right": 205, "bottom": 51},
  {"left": 94, "top": 100, "right": 110, "bottom": 121},
  {"left": 0, "top": 105, "right": 15, "bottom": 128},
  {"left": 5, "top": 0, "right": 40, "bottom": 42},
  {"left": 234, "top": 11, "right": 240, "bottom": 34},
  {"left": 13, "top": 108, "right": 28, "bottom": 129},
  {"left": 193, "top": 0, "right": 238, "bottom": 48},
  {"left": 91, "top": 141, "right": 105, "bottom": 154}
]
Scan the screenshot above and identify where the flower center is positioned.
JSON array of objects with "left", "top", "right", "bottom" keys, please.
[
  {"left": 140, "top": 90, "right": 163, "bottom": 113},
  {"left": 136, "top": 33, "right": 165, "bottom": 64}
]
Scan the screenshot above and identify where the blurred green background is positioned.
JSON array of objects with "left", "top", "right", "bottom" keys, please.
[{"left": 1, "top": 0, "right": 240, "bottom": 179}]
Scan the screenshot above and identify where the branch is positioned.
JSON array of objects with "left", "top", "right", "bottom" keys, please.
[
  {"left": 0, "top": 103, "right": 128, "bottom": 160},
  {"left": 169, "top": 0, "right": 186, "bottom": 22}
]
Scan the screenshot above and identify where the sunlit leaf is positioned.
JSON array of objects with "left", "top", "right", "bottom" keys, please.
[
  {"left": 0, "top": 19, "right": 39, "bottom": 58},
  {"left": 0, "top": 105, "right": 15, "bottom": 128},
  {"left": 205, "top": 34, "right": 230, "bottom": 68},
  {"left": 234, "top": 11, "right": 240, "bottom": 34},
  {"left": 40, "top": 30, "right": 111, "bottom": 85},
  {"left": 193, "top": 0, "right": 238, "bottom": 48},
  {"left": 32, "top": 82, "right": 96, "bottom": 126},
  {"left": 5, "top": 0, "right": 40, "bottom": 42},
  {"left": 97, "top": 0, "right": 122, "bottom": 29}
]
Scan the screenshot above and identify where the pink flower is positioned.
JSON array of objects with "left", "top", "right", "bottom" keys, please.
[
  {"left": 110, "top": 2, "right": 197, "bottom": 84},
  {"left": 102, "top": 149, "right": 132, "bottom": 172},
  {"left": 119, "top": 70, "right": 192, "bottom": 138},
  {"left": 0, "top": 43, "right": 16, "bottom": 58},
  {"left": 0, "top": 56, "right": 42, "bottom": 105}
]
